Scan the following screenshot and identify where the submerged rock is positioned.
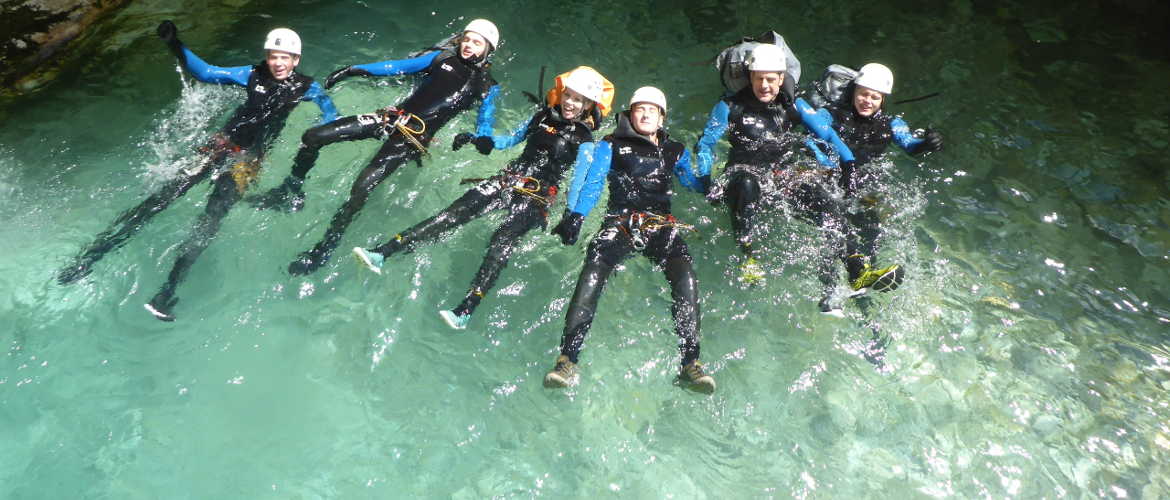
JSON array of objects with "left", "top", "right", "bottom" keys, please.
[{"left": 1, "top": 0, "right": 131, "bottom": 93}]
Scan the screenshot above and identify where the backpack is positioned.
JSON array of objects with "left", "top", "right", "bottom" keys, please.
[
  {"left": 807, "top": 64, "right": 859, "bottom": 108},
  {"left": 714, "top": 31, "right": 802, "bottom": 98}
]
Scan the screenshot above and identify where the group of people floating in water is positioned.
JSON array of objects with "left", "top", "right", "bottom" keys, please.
[{"left": 56, "top": 18, "right": 942, "bottom": 394}]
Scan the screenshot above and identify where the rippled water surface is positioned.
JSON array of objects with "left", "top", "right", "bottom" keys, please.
[{"left": 2, "top": 0, "right": 1169, "bottom": 497}]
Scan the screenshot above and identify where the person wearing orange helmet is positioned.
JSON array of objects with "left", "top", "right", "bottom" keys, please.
[{"left": 353, "top": 67, "right": 612, "bottom": 330}]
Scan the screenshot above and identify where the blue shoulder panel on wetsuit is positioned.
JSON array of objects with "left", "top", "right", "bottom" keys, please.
[
  {"left": 891, "top": 116, "right": 924, "bottom": 152},
  {"left": 304, "top": 81, "right": 339, "bottom": 124},
  {"left": 674, "top": 148, "right": 703, "bottom": 193},
  {"left": 795, "top": 97, "right": 854, "bottom": 166},
  {"left": 487, "top": 113, "right": 532, "bottom": 150},
  {"left": 695, "top": 100, "right": 730, "bottom": 176},
  {"left": 566, "top": 141, "right": 610, "bottom": 216},
  {"left": 351, "top": 51, "right": 439, "bottom": 77},
  {"left": 475, "top": 84, "right": 502, "bottom": 139},
  {"left": 180, "top": 47, "right": 251, "bottom": 86}
]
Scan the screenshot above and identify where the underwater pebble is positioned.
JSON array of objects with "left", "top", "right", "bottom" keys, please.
[{"left": 1033, "top": 414, "right": 1061, "bottom": 435}]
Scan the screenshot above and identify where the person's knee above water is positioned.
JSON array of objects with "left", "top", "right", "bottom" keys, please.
[
  {"left": 59, "top": 21, "right": 337, "bottom": 321},
  {"left": 544, "top": 86, "right": 715, "bottom": 393},
  {"left": 799, "top": 62, "right": 944, "bottom": 299},
  {"left": 279, "top": 20, "right": 504, "bottom": 275},
  {"left": 251, "top": 18, "right": 502, "bottom": 213},
  {"left": 351, "top": 66, "right": 612, "bottom": 330}
]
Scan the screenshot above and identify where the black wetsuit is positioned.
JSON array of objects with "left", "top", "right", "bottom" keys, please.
[
  {"left": 368, "top": 106, "right": 593, "bottom": 316},
  {"left": 557, "top": 112, "right": 702, "bottom": 367},
  {"left": 822, "top": 95, "right": 931, "bottom": 280},
  {"left": 696, "top": 86, "right": 844, "bottom": 292},
  {"left": 284, "top": 50, "right": 498, "bottom": 275},
  {"left": 58, "top": 44, "right": 334, "bottom": 320}
]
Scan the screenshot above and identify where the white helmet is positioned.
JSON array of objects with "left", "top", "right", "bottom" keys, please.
[
  {"left": 264, "top": 28, "right": 301, "bottom": 55},
  {"left": 563, "top": 67, "right": 605, "bottom": 103},
  {"left": 747, "top": 43, "right": 786, "bottom": 73},
  {"left": 629, "top": 86, "right": 667, "bottom": 114},
  {"left": 855, "top": 63, "right": 894, "bottom": 94},
  {"left": 464, "top": 19, "right": 499, "bottom": 49}
]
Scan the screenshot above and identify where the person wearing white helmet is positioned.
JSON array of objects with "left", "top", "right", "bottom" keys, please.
[
  {"left": 57, "top": 20, "right": 338, "bottom": 322},
  {"left": 544, "top": 86, "right": 715, "bottom": 394},
  {"left": 695, "top": 40, "right": 819, "bottom": 284},
  {"left": 252, "top": 19, "right": 504, "bottom": 276},
  {"left": 797, "top": 62, "right": 943, "bottom": 310},
  {"left": 352, "top": 66, "right": 612, "bottom": 330}
]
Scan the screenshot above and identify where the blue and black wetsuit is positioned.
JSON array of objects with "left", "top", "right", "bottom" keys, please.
[
  {"left": 364, "top": 105, "right": 595, "bottom": 319},
  {"left": 58, "top": 38, "right": 335, "bottom": 321},
  {"left": 280, "top": 49, "right": 501, "bottom": 275},
  {"left": 556, "top": 112, "right": 705, "bottom": 367},
  {"left": 696, "top": 86, "right": 860, "bottom": 293},
  {"left": 800, "top": 88, "right": 932, "bottom": 281}
]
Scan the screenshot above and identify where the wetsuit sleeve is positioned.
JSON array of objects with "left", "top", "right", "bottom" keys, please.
[
  {"left": 565, "top": 141, "right": 610, "bottom": 216},
  {"left": 674, "top": 148, "right": 703, "bottom": 193},
  {"left": 475, "top": 84, "right": 502, "bottom": 138},
  {"left": 695, "top": 100, "right": 730, "bottom": 176},
  {"left": 303, "top": 81, "right": 339, "bottom": 124},
  {"left": 891, "top": 116, "right": 925, "bottom": 153},
  {"left": 795, "top": 97, "right": 855, "bottom": 167},
  {"left": 179, "top": 47, "right": 251, "bottom": 86},
  {"left": 351, "top": 51, "right": 439, "bottom": 77},
  {"left": 485, "top": 113, "right": 533, "bottom": 150}
]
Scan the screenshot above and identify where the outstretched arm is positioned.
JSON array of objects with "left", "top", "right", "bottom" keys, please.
[
  {"left": 303, "top": 82, "right": 339, "bottom": 124},
  {"left": 324, "top": 51, "right": 440, "bottom": 88},
  {"left": 694, "top": 100, "right": 730, "bottom": 178},
  {"left": 795, "top": 97, "right": 854, "bottom": 167},
  {"left": 157, "top": 21, "right": 250, "bottom": 87}
]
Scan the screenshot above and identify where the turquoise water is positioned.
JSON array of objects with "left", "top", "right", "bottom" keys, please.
[{"left": 3, "top": 0, "right": 1169, "bottom": 497}]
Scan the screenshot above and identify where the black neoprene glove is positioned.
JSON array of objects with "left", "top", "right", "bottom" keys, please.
[
  {"left": 551, "top": 211, "right": 585, "bottom": 245},
  {"left": 324, "top": 66, "right": 373, "bottom": 89},
  {"left": 156, "top": 20, "right": 186, "bottom": 63},
  {"left": 472, "top": 136, "right": 493, "bottom": 155},
  {"left": 452, "top": 132, "right": 474, "bottom": 150},
  {"left": 916, "top": 128, "right": 943, "bottom": 154}
]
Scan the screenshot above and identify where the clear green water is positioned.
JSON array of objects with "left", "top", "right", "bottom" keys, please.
[{"left": 3, "top": 0, "right": 1169, "bottom": 498}]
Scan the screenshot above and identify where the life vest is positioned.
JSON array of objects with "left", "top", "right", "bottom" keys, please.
[
  {"left": 510, "top": 106, "right": 595, "bottom": 186},
  {"left": 544, "top": 66, "right": 615, "bottom": 130},
  {"left": 222, "top": 62, "right": 312, "bottom": 149},
  {"left": 397, "top": 50, "right": 496, "bottom": 137},
  {"left": 604, "top": 112, "right": 687, "bottom": 215},
  {"left": 723, "top": 86, "right": 801, "bottom": 168},
  {"left": 714, "top": 30, "right": 801, "bottom": 100}
]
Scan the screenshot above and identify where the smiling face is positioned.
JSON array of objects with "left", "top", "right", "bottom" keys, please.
[
  {"left": 852, "top": 85, "right": 885, "bottom": 117},
  {"left": 559, "top": 87, "right": 592, "bottom": 121},
  {"left": 629, "top": 102, "right": 663, "bottom": 138},
  {"left": 750, "top": 70, "right": 784, "bottom": 103},
  {"left": 266, "top": 50, "right": 300, "bottom": 80},
  {"left": 459, "top": 32, "right": 489, "bottom": 60}
]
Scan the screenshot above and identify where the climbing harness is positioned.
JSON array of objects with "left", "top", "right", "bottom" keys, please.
[
  {"left": 378, "top": 106, "right": 429, "bottom": 156},
  {"left": 609, "top": 212, "right": 696, "bottom": 250}
]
